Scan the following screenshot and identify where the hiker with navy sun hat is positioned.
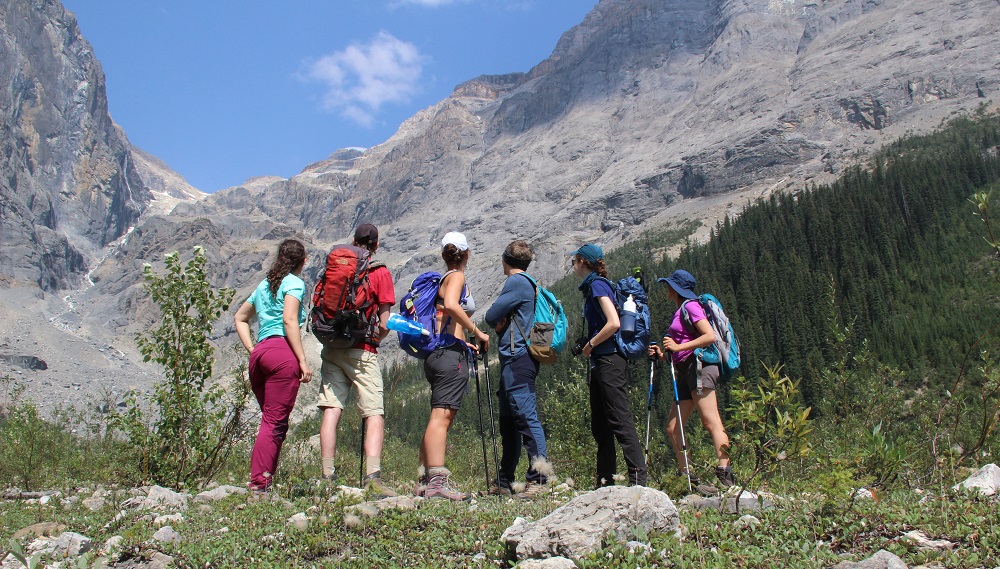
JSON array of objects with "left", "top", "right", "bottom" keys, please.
[{"left": 648, "top": 269, "right": 734, "bottom": 488}]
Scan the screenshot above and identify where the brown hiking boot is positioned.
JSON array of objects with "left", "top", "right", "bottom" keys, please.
[
  {"left": 363, "top": 472, "right": 399, "bottom": 498},
  {"left": 424, "top": 470, "right": 471, "bottom": 502},
  {"left": 715, "top": 465, "right": 735, "bottom": 488},
  {"left": 487, "top": 479, "right": 513, "bottom": 496},
  {"left": 515, "top": 482, "right": 548, "bottom": 500}
]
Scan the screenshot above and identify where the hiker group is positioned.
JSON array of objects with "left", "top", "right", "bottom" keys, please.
[{"left": 234, "top": 225, "right": 741, "bottom": 501}]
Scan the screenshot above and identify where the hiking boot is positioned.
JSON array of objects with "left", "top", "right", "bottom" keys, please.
[
  {"left": 715, "top": 465, "right": 735, "bottom": 488},
  {"left": 487, "top": 479, "right": 514, "bottom": 496},
  {"left": 679, "top": 470, "right": 701, "bottom": 487},
  {"left": 424, "top": 471, "right": 471, "bottom": 502},
  {"left": 363, "top": 472, "right": 399, "bottom": 498},
  {"left": 413, "top": 475, "right": 428, "bottom": 497},
  {"left": 515, "top": 482, "right": 548, "bottom": 500}
]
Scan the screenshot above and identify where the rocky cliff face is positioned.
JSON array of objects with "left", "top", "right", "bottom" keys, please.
[
  {"left": 0, "top": 0, "right": 150, "bottom": 291},
  {"left": 126, "top": 0, "right": 999, "bottom": 294}
]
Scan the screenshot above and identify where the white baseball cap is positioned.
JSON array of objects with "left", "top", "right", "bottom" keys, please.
[{"left": 441, "top": 231, "right": 469, "bottom": 251}]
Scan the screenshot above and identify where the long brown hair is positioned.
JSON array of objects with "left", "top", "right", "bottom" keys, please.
[{"left": 266, "top": 239, "right": 306, "bottom": 297}]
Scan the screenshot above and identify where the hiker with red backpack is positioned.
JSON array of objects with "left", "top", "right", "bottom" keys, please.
[
  {"left": 571, "top": 243, "right": 648, "bottom": 488},
  {"left": 312, "top": 224, "right": 398, "bottom": 497},
  {"left": 234, "top": 239, "right": 312, "bottom": 496},
  {"left": 414, "top": 232, "right": 490, "bottom": 501},
  {"left": 648, "top": 269, "right": 734, "bottom": 488}
]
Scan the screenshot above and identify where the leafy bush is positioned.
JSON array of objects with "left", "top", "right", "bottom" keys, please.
[{"left": 112, "top": 247, "right": 250, "bottom": 487}]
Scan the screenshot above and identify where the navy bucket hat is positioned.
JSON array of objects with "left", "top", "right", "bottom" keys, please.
[{"left": 658, "top": 269, "right": 698, "bottom": 300}]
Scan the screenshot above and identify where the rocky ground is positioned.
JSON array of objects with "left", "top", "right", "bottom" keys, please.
[{"left": 2, "top": 465, "right": 996, "bottom": 568}]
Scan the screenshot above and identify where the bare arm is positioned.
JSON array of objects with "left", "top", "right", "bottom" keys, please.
[
  {"left": 582, "top": 296, "right": 620, "bottom": 357},
  {"left": 377, "top": 303, "right": 391, "bottom": 342},
  {"left": 234, "top": 301, "right": 256, "bottom": 353},
  {"left": 283, "top": 295, "right": 313, "bottom": 383}
]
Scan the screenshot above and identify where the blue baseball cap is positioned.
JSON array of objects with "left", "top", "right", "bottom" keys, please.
[
  {"left": 658, "top": 269, "right": 697, "bottom": 299},
  {"left": 569, "top": 243, "right": 604, "bottom": 262}
]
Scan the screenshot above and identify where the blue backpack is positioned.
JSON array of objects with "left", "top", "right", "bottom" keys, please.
[
  {"left": 681, "top": 294, "right": 741, "bottom": 378},
  {"left": 590, "top": 276, "right": 652, "bottom": 360},
  {"left": 397, "top": 270, "right": 466, "bottom": 359},
  {"left": 517, "top": 273, "right": 568, "bottom": 364}
]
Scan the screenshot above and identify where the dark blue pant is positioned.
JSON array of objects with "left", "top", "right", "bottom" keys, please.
[{"left": 497, "top": 352, "right": 547, "bottom": 485}]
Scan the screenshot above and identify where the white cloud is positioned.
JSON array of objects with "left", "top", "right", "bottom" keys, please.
[{"left": 305, "top": 32, "right": 425, "bottom": 126}]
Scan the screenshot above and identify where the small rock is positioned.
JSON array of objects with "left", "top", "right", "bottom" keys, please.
[
  {"left": 901, "top": 530, "right": 955, "bottom": 551},
  {"left": 854, "top": 488, "right": 876, "bottom": 501},
  {"left": 952, "top": 463, "right": 1000, "bottom": 497},
  {"left": 347, "top": 503, "right": 380, "bottom": 518},
  {"left": 38, "top": 495, "right": 52, "bottom": 505},
  {"left": 82, "top": 496, "right": 106, "bottom": 511},
  {"left": 287, "top": 512, "right": 311, "bottom": 531},
  {"left": 152, "top": 526, "right": 181, "bottom": 544},
  {"left": 11, "top": 522, "right": 66, "bottom": 540},
  {"left": 45, "top": 531, "right": 93, "bottom": 557},
  {"left": 832, "top": 549, "right": 908, "bottom": 569},
  {"left": 142, "top": 486, "right": 191, "bottom": 511},
  {"left": 733, "top": 514, "right": 761, "bottom": 529},
  {"left": 337, "top": 485, "right": 365, "bottom": 499},
  {"left": 153, "top": 513, "right": 184, "bottom": 527},
  {"left": 472, "top": 552, "right": 487, "bottom": 563},
  {"left": 516, "top": 557, "right": 578, "bottom": 569},
  {"left": 194, "top": 485, "right": 247, "bottom": 503},
  {"left": 625, "top": 540, "right": 652, "bottom": 555},
  {"left": 102, "top": 535, "right": 124, "bottom": 554},
  {"left": 149, "top": 551, "right": 176, "bottom": 568}
]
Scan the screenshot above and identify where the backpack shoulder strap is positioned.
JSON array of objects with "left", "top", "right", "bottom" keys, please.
[{"left": 680, "top": 299, "right": 699, "bottom": 330}]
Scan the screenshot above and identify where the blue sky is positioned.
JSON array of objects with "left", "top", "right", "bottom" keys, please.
[{"left": 61, "top": 0, "right": 597, "bottom": 193}]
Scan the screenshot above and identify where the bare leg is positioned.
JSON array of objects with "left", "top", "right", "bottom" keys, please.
[
  {"left": 664, "top": 400, "right": 696, "bottom": 471},
  {"left": 421, "top": 408, "right": 457, "bottom": 467},
  {"left": 693, "top": 389, "right": 730, "bottom": 467}
]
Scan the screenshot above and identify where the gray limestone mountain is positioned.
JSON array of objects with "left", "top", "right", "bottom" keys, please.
[{"left": 2, "top": 0, "right": 1000, "bottom": 407}]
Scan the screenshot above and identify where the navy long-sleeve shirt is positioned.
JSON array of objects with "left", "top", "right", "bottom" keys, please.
[{"left": 485, "top": 272, "right": 536, "bottom": 361}]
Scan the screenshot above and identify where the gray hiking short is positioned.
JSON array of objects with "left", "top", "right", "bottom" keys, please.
[
  {"left": 424, "top": 343, "right": 470, "bottom": 410},
  {"left": 674, "top": 357, "right": 720, "bottom": 400}
]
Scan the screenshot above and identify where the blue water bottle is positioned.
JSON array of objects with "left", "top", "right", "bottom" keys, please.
[{"left": 387, "top": 313, "right": 429, "bottom": 337}]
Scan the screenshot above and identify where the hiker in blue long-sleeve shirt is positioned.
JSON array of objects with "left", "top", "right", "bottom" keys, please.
[{"left": 484, "top": 240, "right": 553, "bottom": 498}]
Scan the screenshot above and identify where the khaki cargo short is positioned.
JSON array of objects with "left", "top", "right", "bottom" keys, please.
[{"left": 318, "top": 347, "right": 384, "bottom": 417}]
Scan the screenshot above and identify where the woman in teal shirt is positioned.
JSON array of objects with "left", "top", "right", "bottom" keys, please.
[{"left": 235, "top": 239, "right": 312, "bottom": 494}]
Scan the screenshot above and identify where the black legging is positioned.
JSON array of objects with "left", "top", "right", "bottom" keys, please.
[{"left": 589, "top": 352, "right": 647, "bottom": 486}]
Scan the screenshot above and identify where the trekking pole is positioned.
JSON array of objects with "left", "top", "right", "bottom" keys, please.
[
  {"left": 645, "top": 344, "right": 656, "bottom": 461},
  {"left": 669, "top": 358, "right": 693, "bottom": 494},
  {"left": 471, "top": 348, "right": 491, "bottom": 492},
  {"left": 359, "top": 415, "right": 367, "bottom": 487},
  {"left": 482, "top": 347, "right": 501, "bottom": 485}
]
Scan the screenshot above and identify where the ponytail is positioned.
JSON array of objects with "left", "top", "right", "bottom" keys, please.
[
  {"left": 266, "top": 239, "right": 306, "bottom": 297},
  {"left": 581, "top": 258, "right": 609, "bottom": 279}
]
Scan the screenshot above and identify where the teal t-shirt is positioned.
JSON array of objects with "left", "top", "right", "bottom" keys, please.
[{"left": 247, "top": 274, "right": 307, "bottom": 342}]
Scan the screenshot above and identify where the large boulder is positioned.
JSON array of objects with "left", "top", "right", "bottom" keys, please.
[
  {"left": 952, "top": 463, "right": 1000, "bottom": 497},
  {"left": 502, "top": 486, "right": 678, "bottom": 561}
]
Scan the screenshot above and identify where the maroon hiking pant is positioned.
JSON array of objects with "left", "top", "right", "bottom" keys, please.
[{"left": 248, "top": 336, "right": 301, "bottom": 490}]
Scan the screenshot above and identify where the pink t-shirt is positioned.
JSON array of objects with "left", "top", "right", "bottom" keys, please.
[{"left": 667, "top": 300, "right": 706, "bottom": 363}]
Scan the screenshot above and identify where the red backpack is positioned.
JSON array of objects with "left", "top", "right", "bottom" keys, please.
[{"left": 310, "top": 244, "right": 383, "bottom": 349}]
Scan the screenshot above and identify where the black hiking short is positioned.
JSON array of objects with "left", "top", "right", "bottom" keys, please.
[{"left": 424, "top": 343, "right": 470, "bottom": 410}]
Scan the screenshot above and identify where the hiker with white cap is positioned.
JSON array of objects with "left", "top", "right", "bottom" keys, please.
[
  {"left": 648, "top": 269, "right": 734, "bottom": 488},
  {"left": 416, "top": 231, "right": 490, "bottom": 501}
]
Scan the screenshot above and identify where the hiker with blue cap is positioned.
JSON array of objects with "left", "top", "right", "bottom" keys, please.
[
  {"left": 571, "top": 243, "right": 648, "bottom": 488},
  {"left": 649, "top": 269, "right": 734, "bottom": 488}
]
